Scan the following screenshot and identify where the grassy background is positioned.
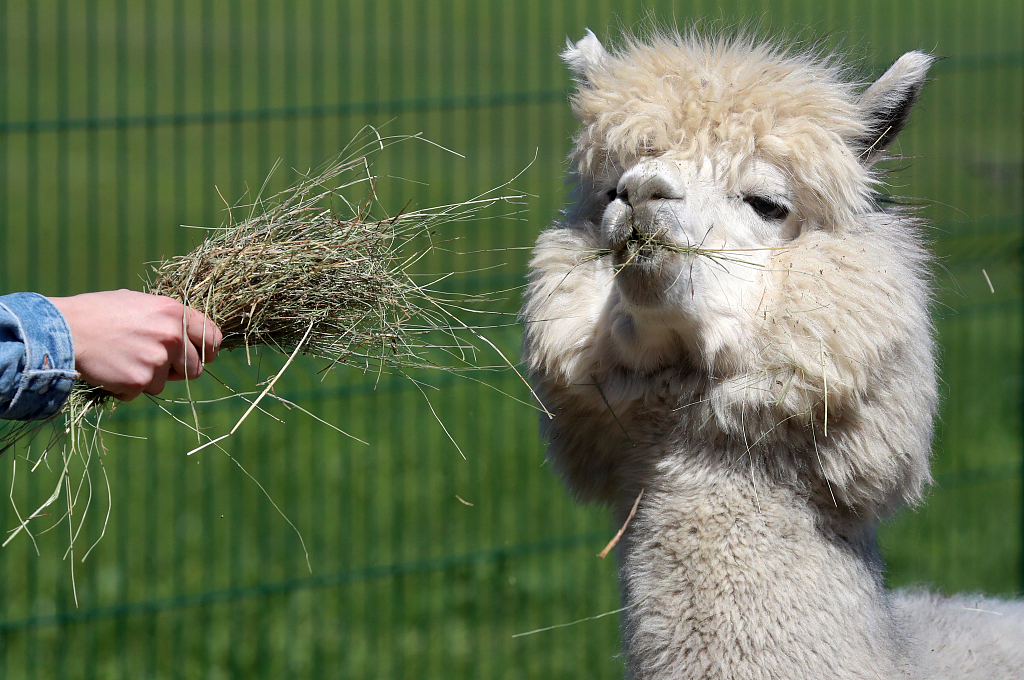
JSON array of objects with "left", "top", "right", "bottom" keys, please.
[{"left": 0, "top": 0, "right": 1021, "bottom": 678}]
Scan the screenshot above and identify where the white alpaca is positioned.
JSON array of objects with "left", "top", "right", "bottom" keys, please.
[{"left": 522, "top": 28, "right": 1024, "bottom": 679}]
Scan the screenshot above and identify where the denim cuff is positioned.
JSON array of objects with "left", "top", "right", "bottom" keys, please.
[{"left": 0, "top": 293, "right": 78, "bottom": 421}]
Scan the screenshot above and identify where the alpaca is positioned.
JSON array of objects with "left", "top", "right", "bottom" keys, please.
[{"left": 521, "top": 28, "right": 1024, "bottom": 679}]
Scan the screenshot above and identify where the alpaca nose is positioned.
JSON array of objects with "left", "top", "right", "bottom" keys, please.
[{"left": 616, "top": 162, "right": 685, "bottom": 206}]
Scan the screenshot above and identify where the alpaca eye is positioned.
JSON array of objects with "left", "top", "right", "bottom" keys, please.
[
  {"left": 606, "top": 187, "right": 618, "bottom": 203},
  {"left": 744, "top": 196, "right": 789, "bottom": 221}
]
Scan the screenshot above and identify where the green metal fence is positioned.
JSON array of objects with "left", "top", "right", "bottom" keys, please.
[{"left": 0, "top": 1, "right": 1021, "bottom": 678}]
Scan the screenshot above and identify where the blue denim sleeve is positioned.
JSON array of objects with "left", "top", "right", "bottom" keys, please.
[{"left": 0, "top": 293, "right": 78, "bottom": 421}]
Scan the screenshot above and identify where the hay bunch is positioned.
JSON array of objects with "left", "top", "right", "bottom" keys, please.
[{"left": 151, "top": 157, "right": 439, "bottom": 369}]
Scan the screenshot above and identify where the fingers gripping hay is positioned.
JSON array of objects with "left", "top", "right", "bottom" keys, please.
[
  {"left": 1, "top": 131, "right": 529, "bottom": 562},
  {"left": 90, "top": 138, "right": 527, "bottom": 405}
]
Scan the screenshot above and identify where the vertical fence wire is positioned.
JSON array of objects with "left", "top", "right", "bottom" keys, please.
[
  {"left": 24, "top": 1, "right": 36, "bottom": 293},
  {"left": 2, "top": 3, "right": 13, "bottom": 676},
  {"left": 0, "top": 0, "right": 7, "bottom": 296}
]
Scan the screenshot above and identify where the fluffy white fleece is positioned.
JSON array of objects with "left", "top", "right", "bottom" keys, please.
[{"left": 522, "top": 27, "right": 1024, "bottom": 679}]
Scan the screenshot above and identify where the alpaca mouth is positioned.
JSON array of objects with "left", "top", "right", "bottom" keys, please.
[
  {"left": 614, "top": 224, "right": 675, "bottom": 267},
  {"left": 624, "top": 226, "right": 644, "bottom": 250},
  {"left": 625, "top": 228, "right": 658, "bottom": 259}
]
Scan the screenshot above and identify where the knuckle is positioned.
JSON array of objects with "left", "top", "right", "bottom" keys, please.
[
  {"left": 143, "top": 345, "right": 170, "bottom": 367},
  {"left": 154, "top": 298, "right": 185, "bottom": 322},
  {"left": 156, "top": 294, "right": 181, "bottom": 311},
  {"left": 151, "top": 317, "right": 184, "bottom": 344},
  {"left": 129, "top": 368, "right": 154, "bottom": 389},
  {"left": 157, "top": 329, "right": 182, "bottom": 348}
]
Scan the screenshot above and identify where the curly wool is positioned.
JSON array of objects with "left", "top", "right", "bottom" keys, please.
[
  {"left": 522, "top": 26, "right": 1024, "bottom": 680},
  {"left": 565, "top": 30, "right": 875, "bottom": 230}
]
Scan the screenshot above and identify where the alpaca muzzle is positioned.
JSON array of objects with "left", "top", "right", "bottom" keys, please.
[
  {"left": 603, "top": 200, "right": 682, "bottom": 267},
  {"left": 603, "top": 160, "right": 688, "bottom": 261}
]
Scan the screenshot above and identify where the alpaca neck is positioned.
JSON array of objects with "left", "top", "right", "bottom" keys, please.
[{"left": 618, "top": 469, "right": 911, "bottom": 680}]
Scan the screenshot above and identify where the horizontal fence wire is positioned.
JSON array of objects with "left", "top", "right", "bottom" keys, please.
[
  {"left": 0, "top": 532, "right": 609, "bottom": 634},
  {"left": 0, "top": 52, "right": 1020, "bottom": 136}
]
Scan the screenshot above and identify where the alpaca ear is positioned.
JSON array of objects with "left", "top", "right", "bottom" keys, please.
[
  {"left": 855, "top": 51, "right": 935, "bottom": 163},
  {"left": 562, "top": 28, "right": 610, "bottom": 86}
]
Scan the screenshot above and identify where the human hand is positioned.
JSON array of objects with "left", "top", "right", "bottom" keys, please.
[{"left": 48, "top": 290, "right": 223, "bottom": 401}]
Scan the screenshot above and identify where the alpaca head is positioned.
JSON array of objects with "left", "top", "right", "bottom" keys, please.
[{"left": 523, "top": 29, "right": 938, "bottom": 514}]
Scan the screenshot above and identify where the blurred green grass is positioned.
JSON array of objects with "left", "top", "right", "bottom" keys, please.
[{"left": 0, "top": 1, "right": 1021, "bottom": 678}]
